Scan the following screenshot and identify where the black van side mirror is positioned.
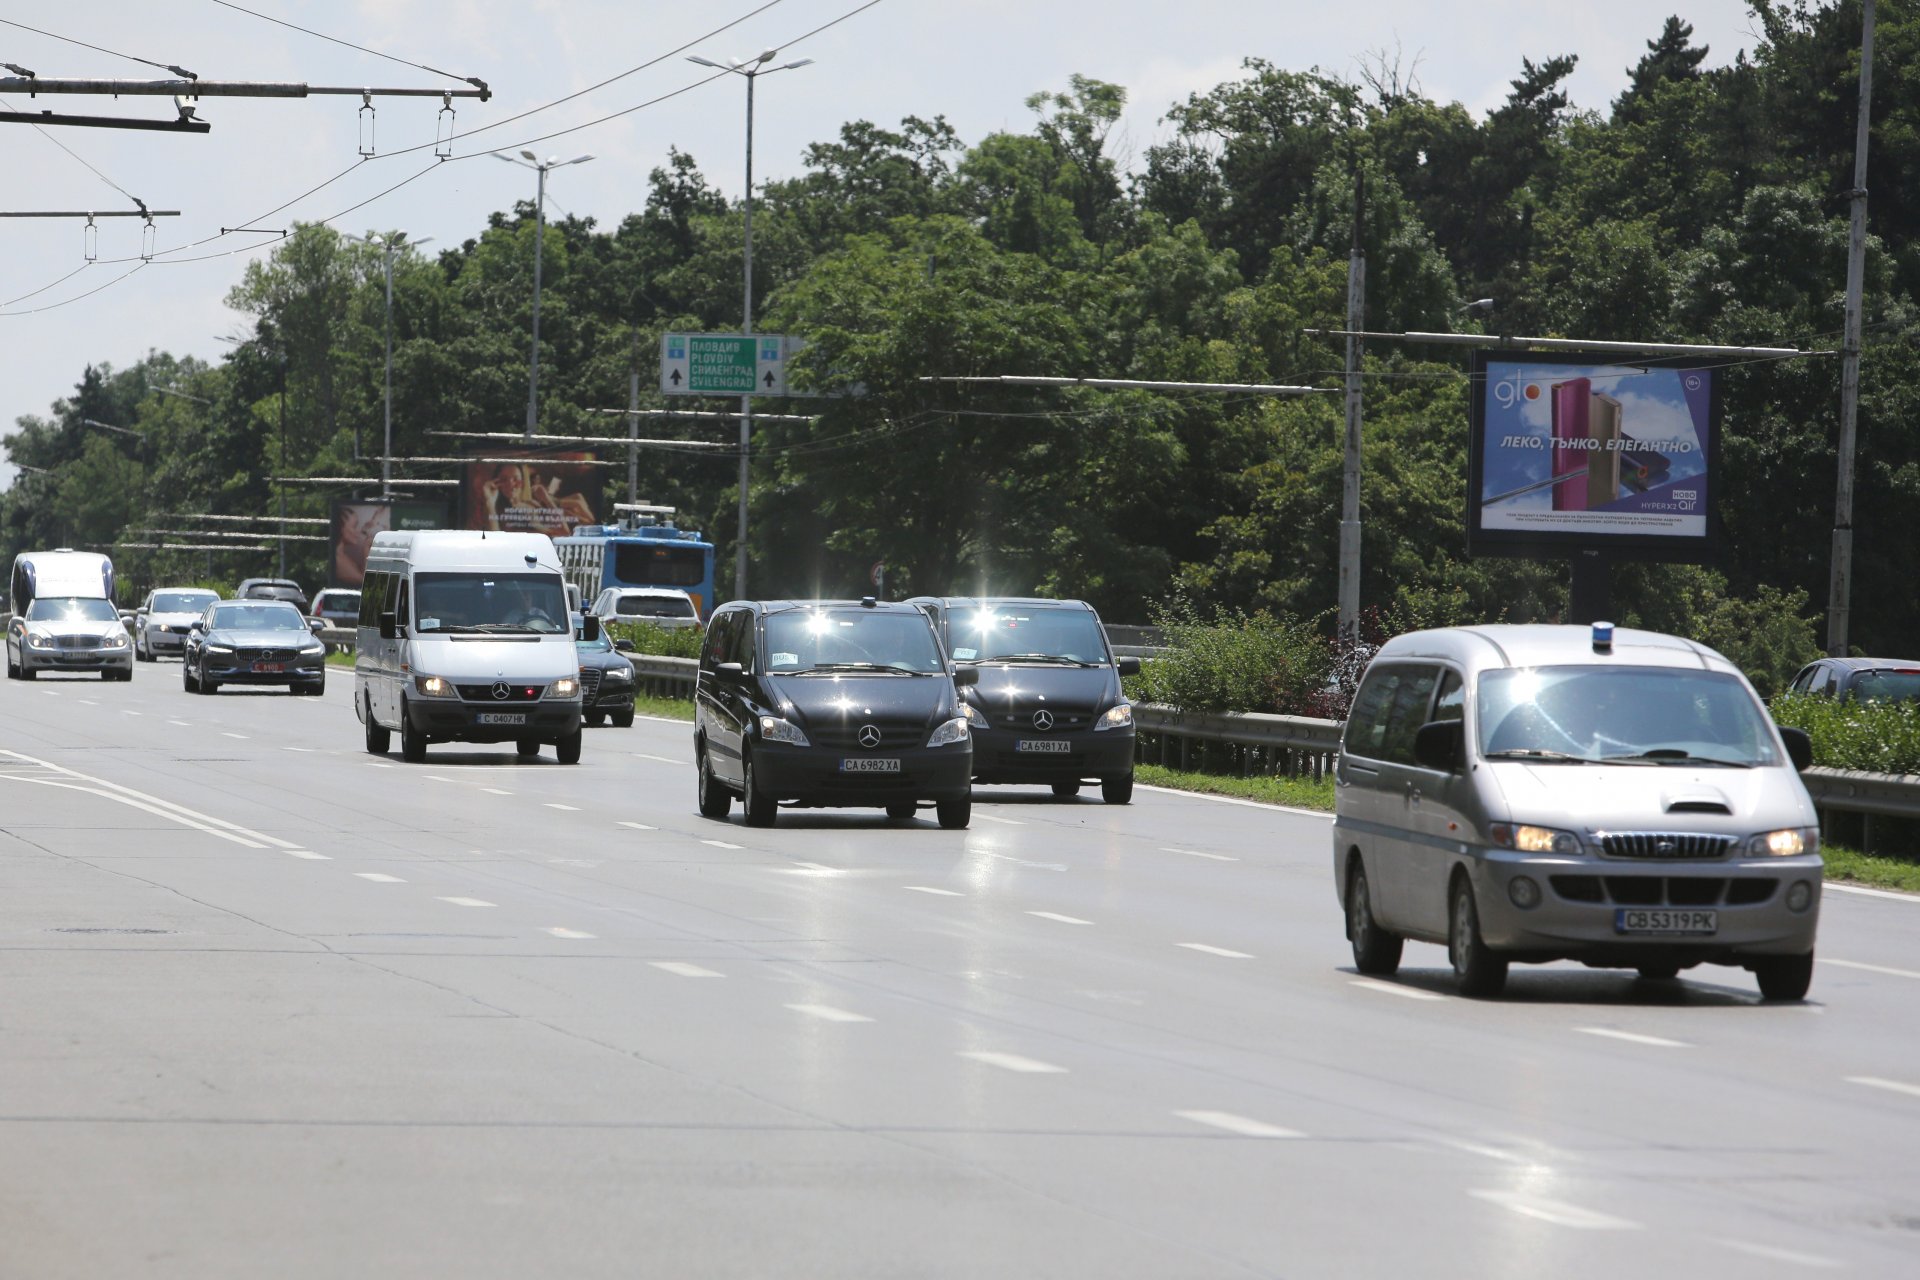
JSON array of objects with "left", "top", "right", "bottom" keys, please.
[
  {"left": 951, "top": 665, "right": 979, "bottom": 687},
  {"left": 716, "top": 661, "right": 745, "bottom": 678},
  {"left": 378, "top": 610, "right": 398, "bottom": 641},
  {"left": 1778, "top": 725, "right": 1814, "bottom": 772},
  {"left": 1115, "top": 656, "right": 1142, "bottom": 677},
  {"left": 1413, "top": 719, "right": 1466, "bottom": 772},
  {"left": 580, "top": 614, "right": 601, "bottom": 642}
]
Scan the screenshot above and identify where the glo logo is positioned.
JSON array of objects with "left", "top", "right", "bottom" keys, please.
[{"left": 1491, "top": 374, "right": 1544, "bottom": 410}]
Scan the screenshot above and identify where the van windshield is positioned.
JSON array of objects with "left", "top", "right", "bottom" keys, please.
[
  {"left": 950, "top": 606, "right": 1109, "bottom": 665},
  {"left": 764, "top": 610, "right": 944, "bottom": 674},
  {"left": 413, "top": 572, "right": 569, "bottom": 634},
  {"left": 25, "top": 597, "right": 116, "bottom": 623},
  {"left": 1478, "top": 666, "right": 1777, "bottom": 767}
]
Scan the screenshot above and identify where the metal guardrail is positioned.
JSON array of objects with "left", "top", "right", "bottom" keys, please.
[
  {"left": 1801, "top": 767, "right": 1920, "bottom": 821},
  {"left": 1133, "top": 704, "right": 1343, "bottom": 781},
  {"left": 629, "top": 653, "right": 698, "bottom": 698}
]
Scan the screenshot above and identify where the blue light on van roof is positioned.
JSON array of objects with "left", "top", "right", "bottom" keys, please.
[{"left": 1592, "top": 621, "right": 1615, "bottom": 652}]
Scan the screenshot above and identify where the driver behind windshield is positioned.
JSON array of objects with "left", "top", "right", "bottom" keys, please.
[{"left": 763, "top": 610, "right": 944, "bottom": 673}]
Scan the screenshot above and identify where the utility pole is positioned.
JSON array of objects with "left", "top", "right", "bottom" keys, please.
[
  {"left": 1338, "top": 168, "right": 1366, "bottom": 648},
  {"left": 345, "top": 232, "right": 431, "bottom": 496},
  {"left": 628, "top": 326, "right": 642, "bottom": 506},
  {"left": 492, "top": 153, "right": 593, "bottom": 440},
  {"left": 277, "top": 350, "right": 288, "bottom": 578},
  {"left": 1828, "top": 0, "right": 1876, "bottom": 658}
]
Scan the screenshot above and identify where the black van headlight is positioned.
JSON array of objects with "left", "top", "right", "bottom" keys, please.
[
  {"left": 926, "top": 717, "right": 969, "bottom": 748},
  {"left": 1094, "top": 703, "right": 1133, "bottom": 731},
  {"left": 759, "top": 715, "right": 810, "bottom": 746}
]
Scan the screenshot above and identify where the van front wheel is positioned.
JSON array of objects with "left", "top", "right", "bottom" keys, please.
[
  {"left": 1449, "top": 879, "right": 1508, "bottom": 998},
  {"left": 1754, "top": 952, "right": 1814, "bottom": 1002},
  {"left": 1347, "top": 859, "right": 1403, "bottom": 976},
  {"left": 555, "top": 729, "right": 582, "bottom": 765},
  {"left": 399, "top": 703, "right": 427, "bottom": 763},
  {"left": 363, "top": 696, "right": 390, "bottom": 755}
]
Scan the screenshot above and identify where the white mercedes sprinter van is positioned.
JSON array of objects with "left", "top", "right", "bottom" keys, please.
[{"left": 354, "top": 530, "right": 589, "bottom": 763}]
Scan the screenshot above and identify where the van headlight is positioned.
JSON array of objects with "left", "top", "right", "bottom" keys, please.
[
  {"left": 963, "top": 702, "right": 990, "bottom": 729},
  {"left": 927, "top": 716, "right": 970, "bottom": 748},
  {"left": 1748, "top": 827, "right": 1818, "bottom": 857},
  {"left": 1094, "top": 703, "right": 1133, "bottom": 731},
  {"left": 414, "top": 674, "right": 456, "bottom": 698},
  {"left": 759, "top": 715, "right": 809, "bottom": 746},
  {"left": 549, "top": 677, "right": 580, "bottom": 699},
  {"left": 1491, "top": 823, "right": 1584, "bottom": 855}
]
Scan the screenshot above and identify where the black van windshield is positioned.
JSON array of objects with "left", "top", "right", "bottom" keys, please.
[
  {"left": 950, "top": 607, "right": 1108, "bottom": 665},
  {"left": 764, "top": 610, "right": 944, "bottom": 674},
  {"left": 1479, "top": 666, "right": 1777, "bottom": 767},
  {"left": 413, "top": 573, "right": 569, "bottom": 634}
]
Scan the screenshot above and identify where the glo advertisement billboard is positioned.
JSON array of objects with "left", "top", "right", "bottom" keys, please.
[
  {"left": 459, "top": 450, "right": 605, "bottom": 537},
  {"left": 1467, "top": 350, "right": 1718, "bottom": 561},
  {"left": 330, "top": 498, "right": 447, "bottom": 587}
]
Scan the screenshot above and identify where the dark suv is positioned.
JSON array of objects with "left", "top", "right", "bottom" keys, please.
[
  {"left": 1786, "top": 657, "right": 1920, "bottom": 703},
  {"left": 237, "top": 577, "right": 311, "bottom": 616},
  {"left": 693, "top": 598, "right": 978, "bottom": 828},
  {"left": 909, "top": 596, "right": 1139, "bottom": 803}
]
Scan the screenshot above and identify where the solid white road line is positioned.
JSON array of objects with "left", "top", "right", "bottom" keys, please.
[
  {"left": 651, "top": 961, "right": 723, "bottom": 978},
  {"left": 786, "top": 1003, "right": 873, "bottom": 1023},
  {"left": 972, "top": 813, "right": 1025, "bottom": 825},
  {"left": 701, "top": 839, "right": 743, "bottom": 850},
  {"left": 437, "top": 897, "right": 495, "bottom": 908},
  {"left": 617, "top": 821, "right": 656, "bottom": 831},
  {"left": 546, "top": 927, "right": 596, "bottom": 939},
  {"left": 78, "top": 699, "right": 98, "bottom": 706},
  {"left": 1137, "top": 782, "right": 1332, "bottom": 819},
  {"left": 1161, "top": 846, "right": 1239, "bottom": 861},
  {"left": 354, "top": 873, "right": 405, "bottom": 883},
  {"left": 1827, "top": 882, "right": 1920, "bottom": 902},
  {"left": 1846, "top": 1075, "right": 1920, "bottom": 1099},
  {"left": 424, "top": 775, "right": 454, "bottom": 782},
  {"left": 1822, "top": 957, "right": 1920, "bottom": 980},
  {"left": 286, "top": 850, "right": 330, "bottom": 860},
  {"left": 1469, "top": 1190, "right": 1639, "bottom": 1230},
  {"left": 904, "top": 886, "right": 963, "bottom": 896},
  {"left": 1351, "top": 978, "right": 1445, "bottom": 1001},
  {"left": 1173, "top": 1110, "right": 1301, "bottom": 1138},
  {"left": 1027, "top": 910, "right": 1092, "bottom": 925},
  {"left": 1718, "top": 1240, "right": 1842, "bottom": 1269},
  {"left": 1577, "top": 1027, "right": 1689, "bottom": 1049},
  {"left": 543, "top": 803, "right": 580, "bottom": 811},
  {"left": 633, "top": 713, "right": 689, "bottom": 725},
  {"left": 0, "top": 749, "right": 299, "bottom": 849},
  {"left": 959, "top": 1051, "right": 1068, "bottom": 1074},
  {"left": 1177, "top": 942, "right": 1256, "bottom": 959}
]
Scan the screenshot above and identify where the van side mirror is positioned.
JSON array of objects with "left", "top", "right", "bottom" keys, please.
[
  {"left": 1116, "top": 656, "right": 1142, "bottom": 677},
  {"left": 951, "top": 665, "right": 979, "bottom": 687},
  {"left": 580, "top": 614, "right": 601, "bottom": 642},
  {"left": 1413, "top": 719, "right": 1466, "bottom": 772},
  {"left": 716, "top": 661, "right": 745, "bottom": 678},
  {"left": 1778, "top": 725, "right": 1814, "bottom": 772},
  {"left": 378, "top": 610, "right": 398, "bottom": 641}
]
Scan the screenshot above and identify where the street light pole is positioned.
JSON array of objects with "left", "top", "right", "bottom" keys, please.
[
  {"left": 1828, "top": 0, "right": 1876, "bottom": 657},
  {"left": 493, "top": 152, "right": 594, "bottom": 441},
  {"left": 687, "top": 50, "right": 813, "bottom": 601},
  {"left": 346, "top": 231, "right": 433, "bottom": 499}
]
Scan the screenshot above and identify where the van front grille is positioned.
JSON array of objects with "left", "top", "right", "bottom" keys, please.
[
  {"left": 1599, "top": 832, "right": 1734, "bottom": 860},
  {"left": 1549, "top": 875, "right": 1779, "bottom": 907}
]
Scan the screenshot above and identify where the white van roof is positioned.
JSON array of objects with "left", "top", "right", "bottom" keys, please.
[
  {"left": 367, "top": 529, "right": 562, "bottom": 573},
  {"left": 13, "top": 550, "right": 114, "bottom": 599}
]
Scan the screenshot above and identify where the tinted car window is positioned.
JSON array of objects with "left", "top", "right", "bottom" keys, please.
[
  {"left": 949, "top": 607, "right": 1107, "bottom": 664},
  {"left": 152, "top": 591, "right": 217, "bottom": 613},
  {"left": 1432, "top": 669, "right": 1465, "bottom": 722},
  {"left": 211, "top": 603, "right": 307, "bottom": 630},
  {"left": 616, "top": 594, "right": 695, "bottom": 618},
  {"left": 1847, "top": 669, "right": 1920, "bottom": 703},
  {"left": 1344, "top": 664, "right": 1438, "bottom": 765},
  {"left": 1377, "top": 667, "right": 1441, "bottom": 765},
  {"left": 701, "top": 610, "right": 737, "bottom": 672},
  {"left": 763, "top": 609, "right": 942, "bottom": 673},
  {"left": 1345, "top": 666, "right": 1400, "bottom": 760}
]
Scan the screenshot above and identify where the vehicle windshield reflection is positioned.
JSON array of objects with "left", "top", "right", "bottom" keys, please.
[{"left": 1478, "top": 666, "right": 1777, "bottom": 766}]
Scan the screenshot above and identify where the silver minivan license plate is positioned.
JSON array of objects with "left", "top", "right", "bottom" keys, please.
[
  {"left": 1016, "top": 739, "right": 1071, "bottom": 753},
  {"left": 476, "top": 712, "right": 526, "bottom": 726},
  {"left": 1615, "top": 908, "right": 1717, "bottom": 936},
  {"left": 841, "top": 758, "right": 900, "bottom": 773}
]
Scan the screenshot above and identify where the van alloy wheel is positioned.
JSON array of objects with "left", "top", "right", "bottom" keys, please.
[
  {"left": 1347, "top": 860, "right": 1403, "bottom": 976},
  {"left": 1448, "top": 880, "right": 1508, "bottom": 998}
]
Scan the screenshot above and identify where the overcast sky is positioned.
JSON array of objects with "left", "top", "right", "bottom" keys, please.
[{"left": 0, "top": 0, "right": 1772, "bottom": 488}]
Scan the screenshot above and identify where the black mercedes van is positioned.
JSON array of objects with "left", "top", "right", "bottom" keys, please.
[
  {"left": 908, "top": 597, "right": 1139, "bottom": 803},
  {"left": 693, "top": 598, "right": 978, "bottom": 828}
]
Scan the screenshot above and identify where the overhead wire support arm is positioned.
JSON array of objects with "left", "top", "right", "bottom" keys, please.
[
  {"left": 0, "top": 77, "right": 492, "bottom": 101},
  {"left": 0, "top": 209, "right": 179, "bottom": 218},
  {"left": 918, "top": 375, "right": 1328, "bottom": 396},
  {"left": 0, "top": 109, "right": 208, "bottom": 133},
  {"left": 1302, "top": 329, "right": 1813, "bottom": 360}
]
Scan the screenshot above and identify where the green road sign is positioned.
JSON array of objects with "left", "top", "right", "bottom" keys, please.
[{"left": 660, "top": 333, "right": 788, "bottom": 396}]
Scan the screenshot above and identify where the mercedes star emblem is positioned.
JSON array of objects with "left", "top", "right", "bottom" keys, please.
[
  {"left": 1031, "top": 709, "right": 1055, "bottom": 731},
  {"left": 491, "top": 680, "right": 511, "bottom": 701},
  {"left": 857, "top": 724, "right": 883, "bottom": 749}
]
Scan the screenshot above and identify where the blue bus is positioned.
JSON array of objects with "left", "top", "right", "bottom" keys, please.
[{"left": 554, "top": 505, "right": 718, "bottom": 621}]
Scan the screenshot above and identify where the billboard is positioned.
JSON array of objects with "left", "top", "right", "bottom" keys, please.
[
  {"left": 459, "top": 450, "right": 605, "bottom": 537},
  {"left": 330, "top": 498, "right": 447, "bottom": 587},
  {"left": 1467, "top": 351, "right": 1718, "bottom": 560}
]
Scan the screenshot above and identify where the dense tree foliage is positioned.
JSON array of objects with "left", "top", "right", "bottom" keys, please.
[{"left": 3, "top": 5, "right": 1911, "bottom": 666}]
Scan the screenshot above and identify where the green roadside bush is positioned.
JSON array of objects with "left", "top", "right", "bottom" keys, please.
[
  {"left": 1127, "top": 604, "right": 1334, "bottom": 716},
  {"left": 604, "top": 619, "right": 703, "bottom": 660},
  {"left": 1770, "top": 692, "right": 1920, "bottom": 774}
]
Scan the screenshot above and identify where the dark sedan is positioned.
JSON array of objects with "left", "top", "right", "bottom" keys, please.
[
  {"left": 573, "top": 614, "right": 637, "bottom": 728},
  {"left": 183, "top": 599, "right": 326, "bottom": 695}
]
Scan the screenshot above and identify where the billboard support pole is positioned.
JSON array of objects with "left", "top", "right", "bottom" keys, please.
[
  {"left": 1569, "top": 550, "right": 1610, "bottom": 625},
  {"left": 1338, "top": 167, "right": 1365, "bottom": 648},
  {"left": 1828, "top": 0, "right": 1875, "bottom": 658}
]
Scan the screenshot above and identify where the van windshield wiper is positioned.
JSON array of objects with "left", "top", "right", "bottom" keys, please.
[
  {"left": 467, "top": 622, "right": 550, "bottom": 634},
  {"left": 1482, "top": 748, "right": 1602, "bottom": 764},
  {"left": 795, "top": 661, "right": 930, "bottom": 675},
  {"left": 976, "top": 653, "right": 1094, "bottom": 666},
  {"left": 1603, "top": 749, "right": 1755, "bottom": 769}
]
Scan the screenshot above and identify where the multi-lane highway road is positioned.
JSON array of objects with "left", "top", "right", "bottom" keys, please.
[{"left": 3, "top": 670, "right": 1918, "bottom": 1277}]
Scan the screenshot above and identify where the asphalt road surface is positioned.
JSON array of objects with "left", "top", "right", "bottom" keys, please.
[{"left": 3, "top": 668, "right": 1918, "bottom": 1278}]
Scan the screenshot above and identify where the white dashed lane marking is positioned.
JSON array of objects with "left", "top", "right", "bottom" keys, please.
[
  {"left": 1161, "top": 846, "right": 1238, "bottom": 861},
  {"left": 785, "top": 1003, "right": 873, "bottom": 1023},
  {"left": 221, "top": 732, "right": 248, "bottom": 740},
  {"left": 633, "top": 753, "right": 680, "bottom": 765},
  {"left": 701, "top": 839, "right": 743, "bottom": 850},
  {"left": 1177, "top": 942, "right": 1255, "bottom": 959},
  {"left": 286, "top": 850, "right": 330, "bottom": 860},
  {"left": 1351, "top": 979, "right": 1445, "bottom": 1002},
  {"left": 972, "top": 813, "right": 1025, "bottom": 826},
  {"left": 651, "top": 961, "right": 723, "bottom": 978},
  {"left": 958, "top": 1051, "right": 1068, "bottom": 1074},
  {"left": 617, "top": 821, "right": 656, "bottom": 831},
  {"left": 1027, "top": 911, "right": 1092, "bottom": 925},
  {"left": 1718, "top": 1240, "right": 1842, "bottom": 1269},
  {"left": 1577, "top": 1027, "right": 1689, "bottom": 1049},
  {"left": 1173, "top": 1110, "right": 1301, "bottom": 1138},
  {"left": 543, "top": 803, "right": 580, "bottom": 811},
  {"left": 546, "top": 927, "right": 596, "bottom": 939},
  {"left": 1847, "top": 1075, "right": 1920, "bottom": 1099},
  {"left": 904, "top": 886, "right": 963, "bottom": 896},
  {"left": 1824, "top": 957, "right": 1920, "bottom": 980},
  {"left": 354, "top": 873, "right": 405, "bottom": 883},
  {"left": 437, "top": 897, "right": 496, "bottom": 908},
  {"left": 1469, "top": 1189, "right": 1638, "bottom": 1230},
  {"left": 481, "top": 787, "right": 511, "bottom": 795}
]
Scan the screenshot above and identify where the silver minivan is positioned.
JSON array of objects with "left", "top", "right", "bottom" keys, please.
[{"left": 1332, "top": 623, "right": 1822, "bottom": 1000}]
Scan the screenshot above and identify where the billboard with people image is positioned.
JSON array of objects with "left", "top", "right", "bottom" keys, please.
[
  {"left": 330, "top": 498, "right": 447, "bottom": 588},
  {"left": 460, "top": 451, "right": 605, "bottom": 537}
]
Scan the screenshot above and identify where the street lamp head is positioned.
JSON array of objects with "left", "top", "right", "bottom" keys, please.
[
  {"left": 520, "top": 149, "right": 538, "bottom": 162},
  {"left": 778, "top": 58, "right": 816, "bottom": 71},
  {"left": 687, "top": 55, "right": 724, "bottom": 69},
  {"left": 754, "top": 48, "right": 778, "bottom": 64},
  {"left": 562, "top": 154, "right": 595, "bottom": 167}
]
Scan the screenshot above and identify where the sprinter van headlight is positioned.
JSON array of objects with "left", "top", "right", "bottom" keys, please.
[
  {"left": 1491, "top": 823, "right": 1583, "bottom": 855},
  {"left": 414, "top": 674, "right": 456, "bottom": 698},
  {"left": 963, "top": 702, "right": 990, "bottom": 729},
  {"left": 549, "top": 677, "right": 579, "bottom": 699},
  {"left": 759, "top": 715, "right": 809, "bottom": 746},
  {"left": 927, "top": 717, "right": 970, "bottom": 748},
  {"left": 1748, "top": 827, "right": 1817, "bottom": 857},
  {"left": 1094, "top": 703, "right": 1134, "bottom": 731}
]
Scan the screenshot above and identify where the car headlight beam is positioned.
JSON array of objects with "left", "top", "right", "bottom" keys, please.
[
  {"left": 414, "top": 674, "right": 456, "bottom": 698},
  {"left": 926, "top": 716, "right": 970, "bottom": 748},
  {"left": 549, "top": 677, "right": 580, "bottom": 699},
  {"left": 1094, "top": 703, "right": 1134, "bottom": 731},
  {"left": 1748, "top": 827, "right": 1817, "bottom": 857},
  {"left": 1491, "top": 823, "right": 1584, "bottom": 856},
  {"left": 759, "top": 715, "right": 809, "bottom": 746}
]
